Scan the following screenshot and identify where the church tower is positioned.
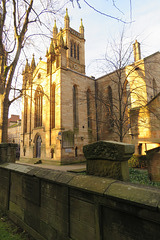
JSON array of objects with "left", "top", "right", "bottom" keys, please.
[
  {"left": 64, "top": 9, "right": 85, "bottom": 74},
  {"left": 20, "top": 9, "right": 93, "bottom": 165},
  {"left": 46, "top": 9, "right": 85, "bottom": 74}
]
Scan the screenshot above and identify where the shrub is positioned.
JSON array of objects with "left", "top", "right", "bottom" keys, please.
[
  {"left": 128, "top": 154, "right": 147, "bottom": 168},
  {"left": 128, "top": 155, "right": 140, "bottom": 168}
]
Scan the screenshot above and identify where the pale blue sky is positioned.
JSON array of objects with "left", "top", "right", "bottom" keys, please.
[{"left": 9, "top": 0, "right": 160, "bottom": 117}]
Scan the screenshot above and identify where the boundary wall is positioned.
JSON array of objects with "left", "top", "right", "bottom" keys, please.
[{"left": 0, "top": 163, "right": 160, "bottom": 240}]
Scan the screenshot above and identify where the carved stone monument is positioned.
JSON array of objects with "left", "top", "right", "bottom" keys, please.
[
  {"left": 0, "top": 143, "right": 18, "bottom": 163},
  {"left": 83, "top": 140, "right": 135, "bottom": 181}
]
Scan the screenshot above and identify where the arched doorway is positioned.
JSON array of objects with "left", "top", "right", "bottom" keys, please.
[{"left": 36, "top": 135, "right": 42, "bottom": 158}]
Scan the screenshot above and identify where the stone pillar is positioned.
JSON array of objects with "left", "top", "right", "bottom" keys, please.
[
  {"left": 83, "top": 141, "right": 135, "bottom": 181},
  {"left": 146, "top": 147, "right": 160, "bottom": 182},
  {"left": 0, "top": 143, "right": 18, "bottom": 163}
]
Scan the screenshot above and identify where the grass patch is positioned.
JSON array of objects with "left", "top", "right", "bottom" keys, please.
[
  {"left": 0, "top": 211, "right": 34, "bottom": 240},
  {"left": 129, "top": 168, "right": 160, "bottom": 188}
]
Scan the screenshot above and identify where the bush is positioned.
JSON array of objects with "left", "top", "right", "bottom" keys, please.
[
  {"left": 128, "top": 155, "right": 139, "bottom": 168},
  {"left": 128, "top": 154, "right": 147, "bottom": 168}
]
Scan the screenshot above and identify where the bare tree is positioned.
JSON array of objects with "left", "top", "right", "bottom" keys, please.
[
  {"left": 73, "top": 0, "right": 133, "bottom": 23},
  {"left": 89, "top": 31, "right": 160, "bottom": 142},
  {"left": 0, "top": 0, "right": 69, "bottom": 143},
  {"left": 0, "top": 0, "right": 132, "bottom": 143}
]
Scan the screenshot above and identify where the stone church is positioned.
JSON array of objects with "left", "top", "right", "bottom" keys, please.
[{"left": 20, "top": 9, "right": 160, "bottom": 164}]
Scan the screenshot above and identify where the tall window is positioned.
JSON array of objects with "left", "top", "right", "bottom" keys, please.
[
  {"left": 74, "top": 43, "right": 76, "bottom": 58},
  {"left": 87, "top": 89, "right": 92, "bottom": 129},
  {"left": 51, "top": 84, "right": 55, "bottom": 128},
  {"left": 47, "top": 59, "right": 49, "bottom": 74},
  {"left": 126, "top": 81, "right": 131, "bottom": 107},
  {"left": 77, "top": 44, "right": 79, "bottom": 60},
  {"left": 34, "top": 86, "right": 43, "bottom": 128},
  {"left": 73, "top": 85, "right": 79, "bottom": 128},
  {"left": 108, "top": 86, "right": 114, "bottom": 128},
  {"left": 70, "top": 41, "right": 73, "bottom": 57},
  {"left": 153, "top": 78, "right": 157, "bottom": 97},
  {"left": 24, "top": 97, "right": 28, "bottom": 133}
]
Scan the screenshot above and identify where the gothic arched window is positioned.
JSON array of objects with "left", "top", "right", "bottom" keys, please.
[
  {"left": 125, "top": 81, "right": 131, "bottom": 107},
  {"left": 24, "top": 97, "right": 28, "bottom": 133},
  {"left": 74, "top": 43, "right": 76, "bottom": 59},
  {"left": 51, "top": 84, "right": 55, "bottom": 128},
  {"left": 47, "top": 59, "right": 49, "bottom": 74},
  {"left": 34, "top": 86, "right": 43, "bottom": 128},
  {"left": 153, "top": 78, "right": 157, "bottom": 97},
  {"left": 77, "top": 44, "right": 79, "bottom": 60},
  {"left": 73, "top": 85, "right": 79, "bottom": 128},
  {"left": 70, "top": 41, "right": 73, "bottom": 57},
  {"left": 108, "top": 86, "right": 114, "bottom": 128},
  {"left": 108, "top": 86, "right": 113, "bottom": 110},
  {"left": 87, "top": 89, "right": 92, "bottom": 129}
]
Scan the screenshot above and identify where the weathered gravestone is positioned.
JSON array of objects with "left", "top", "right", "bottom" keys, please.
[
  {"left": 0, "top": 143, "right": 18, "bottom": 163},
  {"left": 146, "top": 146, "right": 160, "bottom": 182},
  {"left": 83, "top": 140, "right": 135, "bottom": 181}
]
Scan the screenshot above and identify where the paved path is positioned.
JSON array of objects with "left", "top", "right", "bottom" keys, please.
[{"left": 17, "top": 161, "right": 86, "bottom": 172}]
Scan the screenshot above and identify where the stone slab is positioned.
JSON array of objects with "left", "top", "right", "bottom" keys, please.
[
  {"left": 69, "top": 174, "right": 116, "bottom": 194},
  {"left": 83, "top": 140, "right": 135, "bottom": 161},
  {"left": 105, "top": 181, "right": 160, "bottom": 209},
  {"left": 22, "top": 175, "right": 40, "bottom": 206}
]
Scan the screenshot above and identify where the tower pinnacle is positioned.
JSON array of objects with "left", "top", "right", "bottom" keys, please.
[
  {"left": 53, "top": 20, "right": 58, "bottom": 38},
  {"left": 64, "top": 8, "right": 70, "bottom": 29},
  {"left": 25, "top": 59, "right": 30, "bottom": 73},
  {"left": 79, "top": 18, "right": 84, "bottom": 36},
  {"left": 133, "top": 40, "right": 141, "bottom": 62},
  {"left": 31, "top": 54, "right": 36, "bottom": 71}
]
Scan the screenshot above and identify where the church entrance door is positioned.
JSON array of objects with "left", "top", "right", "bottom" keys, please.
[{"left": 36, "top": 135, "right": 42, "bottom": 158}]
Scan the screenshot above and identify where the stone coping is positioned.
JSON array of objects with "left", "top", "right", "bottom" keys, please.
[
  {"left": 0, "top": 163, "right": 160, "bottom": 210},
  {"left": 83, "top": 140, "right": 135, "bottom": 161}
]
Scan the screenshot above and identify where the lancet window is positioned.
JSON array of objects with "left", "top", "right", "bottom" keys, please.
[
  {"left": 70, "top": 41, "right": 73, "bottom": 57},
  {"left": 153, "top": 78, "right": 157, "bottom": 97},
  {"left": 34, "top": 86, "right": 43, "bottom": 128},
  {"left": 73, "top": 85, "right": 79, "bottom": 128},
  {"left": 51, "top": 83, "right": 55, "bottom": 128},
  {"left": 87, "top": 89, "right": 92, "bottom": 129},
  {"left": 77, "top": 44, "right": 79, "bottom": 60},
  {"left": 74, "top": 43, "right": 76, "bottom": 58},
  {"left": 24, "top": 97, "right": 28, "bottom": 133},
  {"left": 70, "top": 41, "right": 80, "bottom": 61},
  {"left": 108, "top": 86, "right": 114, "bottom": 127}
]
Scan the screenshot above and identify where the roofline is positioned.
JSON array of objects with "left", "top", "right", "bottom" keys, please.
[
  {"left": 61, "top": 66, "right": 96, "bottom": 81},
  {"left": 95, "top": 51, "right": 160, "bottom": 81},
  {"left": 144, "top": 51, "right": 160, "bottom": 61}
]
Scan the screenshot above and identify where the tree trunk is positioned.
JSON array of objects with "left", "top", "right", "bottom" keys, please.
[
  {"left": 119, "top": 120, "right": 123, "bottom": 142},
  {"left": 0, "top": 93, "right": 9, "bottom": 143},
  {"left": 0, "top": 94, "right": 4, "bottom": 142}
]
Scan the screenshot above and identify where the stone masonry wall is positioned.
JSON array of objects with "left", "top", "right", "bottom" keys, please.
[{"left": 0, "top": 163, "right": 160, "bottom": 240}]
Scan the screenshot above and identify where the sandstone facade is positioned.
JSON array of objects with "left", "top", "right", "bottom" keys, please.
[
  {"left": 20, "top": 9, "right": 160, "bottom": 164},
  {"left": 20, "top": 10, "right": 96, "bottom": 164}
]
